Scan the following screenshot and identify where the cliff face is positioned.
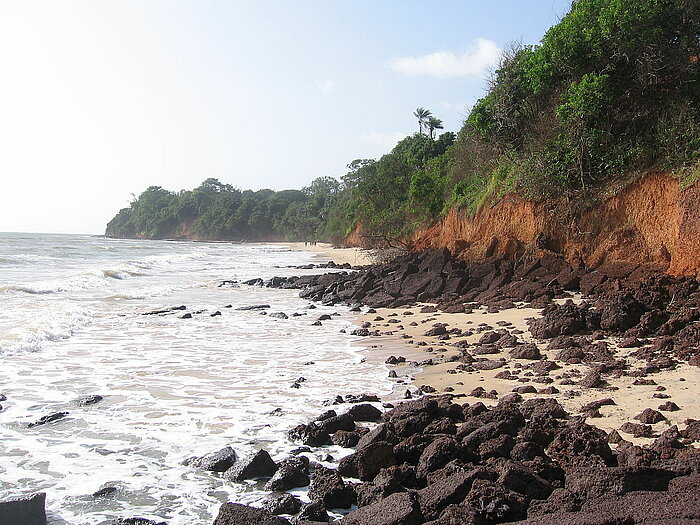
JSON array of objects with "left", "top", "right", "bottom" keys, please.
[{"left": 409, "top": 173, "right": 700, "bottom": 277}]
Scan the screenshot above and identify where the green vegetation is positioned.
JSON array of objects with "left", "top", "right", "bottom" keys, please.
[{"left": 107, "top": 0, "right": 699, "bottom": 245}]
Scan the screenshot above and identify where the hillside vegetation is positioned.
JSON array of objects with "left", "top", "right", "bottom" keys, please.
[{"left": 106, "top": 0, "right": 700, "bottom": 245}]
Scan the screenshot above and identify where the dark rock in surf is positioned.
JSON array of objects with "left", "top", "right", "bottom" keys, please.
[
  {"left": 261, "top": 492, "right": 302, "bottom": 515},
  {"left": 27, "top": 412, "right": 69, "bottom": 428},
  {"left": 213, "top": 503, "right": 291, "bottom": 525},
  {"left": 235, "top": 304, "right": 270, "bottom": 311},
  {"left": 223, "top": 449, "right": 277, "bottom": 481},
  {"left": 0, "top": 492, "right": 46, "bottom": 525},
  {"left": 186, "top": 446, "right": 237, "bottom": 472},
  {"left": 77, "top": 395, "right": 103, "bottom": 406}
]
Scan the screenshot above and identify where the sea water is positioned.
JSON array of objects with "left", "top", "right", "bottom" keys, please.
[{"left": 0, "top": 233, "right": 389, "bottom": 524}]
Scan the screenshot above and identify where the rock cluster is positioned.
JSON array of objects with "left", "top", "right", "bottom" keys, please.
[
  {"left": 257, "top": 249, "right": 700, "bottom": 367},
  {"left": 213, "top": 394, "right": 700, "bottom": 524}
]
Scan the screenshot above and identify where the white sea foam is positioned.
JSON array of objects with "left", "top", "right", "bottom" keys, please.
[{"left": 0, "top": 234, "right": 387, "bottom": 524}]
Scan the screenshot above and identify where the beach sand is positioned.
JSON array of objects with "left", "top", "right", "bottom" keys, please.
[
  {"left": 354, "top": 302, "right": 700, "bottom": 447},
  {"left": 269, "top": 242, "right": 375, "bottom": 267}
]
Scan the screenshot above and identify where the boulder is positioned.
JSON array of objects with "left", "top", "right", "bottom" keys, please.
[
  {"left": 346, "top": 403, "right": 383, "bottom": 422},
  {"left": 264, "top": 458, "right": 310, "bottom": 491},
  {"left": 417, "top": 468, "right": 496, "bottom": 521},
  {"left": 261, "top": 493, "right": 302, "bottom": 515},
  {"left": 340, "top": 492, "right": 423, "bottom": 525},
  {"left": 212, "top": 503, "right": 291, "bottom": 525},
  {"left": 338, "top": 441, "right": 396, "bottom": 481},
  {"left": 510, "top": 344, "right": 541, "bottom": 360},
  {"left": 416, "top": 437, "right": 461, "bottom": 479},
  {"left": 308, "top": 467, "right": 354, "bottom": 509},
  {"left": 497, "top": 461, "right": 553, "bottom": 500},
  {"left": 528, "top": 302, "right": 587, "bottom": 339},
  {"left": 297, "top": 501, "right": 329, "bottom": 522},
  {"left": 288, "top": 423, "right": 331, "bottom": 447},
  {"left": 223, "top": 450, "right": 277, "bottom": 481},
  {"left": 0, "top": 493, "right": 46, "bottom": 525},
  {"left": 547, "top": 420, "right": 614, "bottom": 467},
  {"left": 464, "top": 479, "right": 528, "bottom": 522},
  {"left": 332, "top": 428, "right": 368, "bottom": 448},
  {"left": 187, "top": 446, "right": 237, "bottom": 472},
  {"left": 634, "top": 408, "right": 666, "bottom": 424}
]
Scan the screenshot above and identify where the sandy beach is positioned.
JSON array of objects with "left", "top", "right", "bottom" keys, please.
[
  {"left": 353, "top": 302, "right": 700, "bottom": 447},
  {"left": 268, "top": 242, "right": 375, "bottom": 267}
]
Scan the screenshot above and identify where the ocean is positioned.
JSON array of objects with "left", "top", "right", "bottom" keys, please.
[{"left": 0, "top": 232, "right": 390, "bottom": 524}]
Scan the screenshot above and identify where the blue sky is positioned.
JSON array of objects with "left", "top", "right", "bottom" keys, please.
[{"left": 0, "top": 0, "right": 571, "bottom": 233}]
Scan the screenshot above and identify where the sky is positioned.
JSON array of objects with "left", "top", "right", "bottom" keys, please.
[{"left": 0, "top": 0, "right": 572, "bottom": 234}]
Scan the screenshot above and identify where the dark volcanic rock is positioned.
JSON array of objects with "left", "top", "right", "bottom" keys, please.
[
  {"left": 261, "top": 493, "right": 302, "bottom": 515},
  {"left": 288, "top": 423, "right": 331, "bottom": 446},
  {"left": 338, "top": 441, "right": 396, "bottom": 481},
  {"left": 76, "top": 394, "right": 103, "bottom": 406},
  {"left": 27, "top": 412, "right": 68, "bottom": 428},
  {"left": 465, "top": 479, "right": 528, "bottom": 522},
  {"left": 297, "top": 501, "right": 329, "bottom": 522},
  {"left": 346, "top": 403, "right": 383, "bottom": 422},
  {"left": 223, "top": 449, "right": 277, "bottom": 481},
  {"left": 332, "top": 428, "right": 368, "bottom": 448},
  {"left": 510, "top": 343, "right": 541, "bottom": 360},
  {"left": 634, "top": 408, "right": 666, "bottom": 424},
  {"left": 340, "top": 492, "right": 423, "bottom": 525},
  {"left": 547, "top": 420, "right": 614, "bottom": 467},
  {"left": 187, "top": 446, "right": 237, "bottom": 472},
  {"left": 599, "top": 293, "right": 645, "bottom": 332},
  {"left": 529, "top": 302, "right": 587, "bottom": 339},
  {"left": 512, "top": 477, "right": 700, "bottom": 524},
  {"left": 213, "top": 503, "right": 291, "bottom": 525},
  {"left": 264, "top": 458, "right": 310, "bottom": 491},
  {"left": 416, "top": 436, "right": 461, "bottom": 479},
  {"left": 497, "top": 460, "right": 553, "bottom": 500},
  {"left": 417, "top": 468, "right": 496, "bottom": 521},
  {"left": 0, "top": 492, "right": 46, "bottom": 525},
  {"left": 565, "top": 466, "right": 681, "bottom": 499},
  {"left": 308, "top": 467, "right": 354, "bottom": 509}
]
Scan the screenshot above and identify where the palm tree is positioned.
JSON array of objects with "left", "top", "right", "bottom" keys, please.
[
  {"left": 413, "top": 107, "right": 432, "bottom": 134},
  {"left": 426, "top": 116, "right": 444, "bottom": 139}
]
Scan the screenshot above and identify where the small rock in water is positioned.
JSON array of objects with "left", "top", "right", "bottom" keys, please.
[
  {"left": 0, "top": 393, "right": 6, "bottom": 402},
  {"left": 28, "top": 412, "right": 69, "bottom": 428},
  {"left": 92, "top": 486, "right": 118, "bottom": 497},
  {"left": 235, "top": 304, "right": 271, "bottom": 311},
  {"left": 210, "top": 311, "right": 222, "bottom": 317},
  {"left": 77, "top": 395, "right": 103, "bottom": 406},
  {"left": 269, "top": 312, "right": 289, "bottom": 319},
  {"left": 180, "top": 313, "right": 192, "bottom": 319}
]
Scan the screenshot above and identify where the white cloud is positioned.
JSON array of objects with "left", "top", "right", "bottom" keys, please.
[
  {"left": 391, "top": 38, "right": 501, "bottom": 79},
  {"left": 361, "top": 131, "right": 407, "bottom": 151}
]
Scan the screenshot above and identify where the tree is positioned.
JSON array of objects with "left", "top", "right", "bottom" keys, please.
[
  {"left": 413, "top": 107, "right": 432, "bottom": 134},
  {"left": 426, "top": 116, "right": 444, "bottom": 139}
]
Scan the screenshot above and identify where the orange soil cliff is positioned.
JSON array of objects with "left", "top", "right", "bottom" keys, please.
[{"left": 407, "top": 172, "right": 700, "bottom": 277}]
